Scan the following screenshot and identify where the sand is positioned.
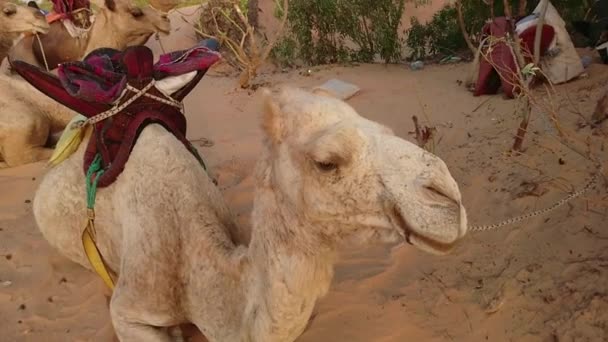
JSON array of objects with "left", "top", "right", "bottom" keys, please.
[{"left": 2, "top": 4, "right": 608, "bottom": 342}]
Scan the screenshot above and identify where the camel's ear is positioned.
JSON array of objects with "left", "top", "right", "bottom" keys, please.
[
  {"left": 104, "top": 0, "right": 116, "bottom": 11},
  {"left": 260, "top": 87, "right": 284, "bottom": 145},
  {"left": 10, "top": 60, "right": 109, "bottom": 117},
  {"left": 311, "top": 88, "right": 338, "bottom": 98},
  {"left": 304, "top": 124, "right": 363, "bottom": 168},
  {"left": 148, "top": 0, "right": 180, "bottom": 13},
  {"left": 89, "top": 0, "right": 104, "bottom": 8}
]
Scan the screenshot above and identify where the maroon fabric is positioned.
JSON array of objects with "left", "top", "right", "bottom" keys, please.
[
  {"left": 474, "top": 17, "right": 556, "bottom": 98},
  {"left": 56, "top": 44, "right": 220, "bottom": 106},
  {"left": 11, "top": 43, "right": 221, "bottom": 187},
  {"left": 474, "top": 42, "right": 518, "bottom": 97},
  {"left": 9, "top": 60, "right": 110, "bottom": 117},
  {"left": 51, "top": 0, "right": 90, "bottom": 20},
  {"left": 519, "top": 25, "right": 555, "bottom": 59}
]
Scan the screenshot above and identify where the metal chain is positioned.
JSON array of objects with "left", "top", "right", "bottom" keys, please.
[{"left": 470, "top": 163, "right": 604, "bottom": 232}]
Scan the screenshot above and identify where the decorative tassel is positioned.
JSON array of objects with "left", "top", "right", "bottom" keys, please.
[
  {"left": 82, "top": 217, "right": 115, "bottom": 289},
  {"left": 82, "top": 154, "right": 116, "bottom": 290},
  {"left": 48, "top": 114, "right": 89, "bottom": 167}
]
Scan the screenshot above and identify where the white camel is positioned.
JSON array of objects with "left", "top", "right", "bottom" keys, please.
[{"left": 32, "top": 86, "right": 468, "bottom": 341}]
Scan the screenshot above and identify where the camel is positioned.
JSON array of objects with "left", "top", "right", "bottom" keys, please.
[
  {"left": 8, "top": 0, "right": 173, "bottom": 71},
  {"left": 0, "top": 0, "right": 172, "bottom": 168},
  {"left": 20, "top": 73, "right": 468, "bottom": 341},
  {"left": 0, "top": 73, "right": 75, "bottom": 168},
  {"left": 0, "top": 0, "right": 49, "bottom": 62}
]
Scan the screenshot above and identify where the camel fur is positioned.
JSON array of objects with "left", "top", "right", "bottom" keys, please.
[
  {"left": 0, "top": 73, "right": 76, "bottom": 168},
  {"left": 32, "top": 86, "right": 468, "bottom": 341},
  {"left": 9, "top": 0, "right": 173, "bottom": 71},
  {"left": 0, "top": 0, "right": 49, "bottom": 63}
]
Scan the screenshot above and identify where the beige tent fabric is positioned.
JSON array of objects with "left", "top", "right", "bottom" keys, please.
[{"left": 536, "top": 1, "right": 584, "bottom": 84}]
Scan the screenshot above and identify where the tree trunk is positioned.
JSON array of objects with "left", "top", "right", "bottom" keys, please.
[
  {"left": 247, "top": 0, "right": 259, "bottom": 28},
  {"left": 456, "top": 0, "right": 476, "bottom": 55},
  {"left": 503, "top": 0, "right": 512, "bottom": 18},
  {"left": 518, "top": 0, "right": 528, "bottom": 17},
  {"left": 533, "top": 0, "right": 550, "bottom": 65}
]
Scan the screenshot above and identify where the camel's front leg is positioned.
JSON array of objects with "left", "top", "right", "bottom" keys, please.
[
  {"left": 108, "top": 215, "right": 185, "bottom": 342},
  {"left": 110, "top": 287, "right": 175, "bottom": 342},
  {"left": 1, "top": 115, "right": 52, "bottom": 167}
]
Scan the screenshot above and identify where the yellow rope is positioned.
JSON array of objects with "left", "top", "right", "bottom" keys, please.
[{"left": 82, "top": 210, "right": 115, "bottom": 289}]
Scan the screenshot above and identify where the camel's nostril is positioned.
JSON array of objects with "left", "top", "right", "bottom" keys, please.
[{"left": 423, "top": 185, "right": 458, "bottom": 205}]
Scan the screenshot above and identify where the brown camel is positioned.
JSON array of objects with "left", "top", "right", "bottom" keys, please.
[
  {"left": 0, "top": 0, "right": 49, "bottom": 63},
  {"left": 9, "top": 0, "right": 173, "bottom": 70}
]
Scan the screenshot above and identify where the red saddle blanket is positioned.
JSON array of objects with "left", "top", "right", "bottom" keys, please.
[
  {"left": 11, "top": 40, "right": 221, "bottom": 187},
  {"left": 49, "top": 0, "right": 89, "bottom": 21}
]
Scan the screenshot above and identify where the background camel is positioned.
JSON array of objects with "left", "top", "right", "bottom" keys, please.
[
  {"left": 26, "top": 83, "right": 467, "bottom": 341},
  {"left": 0, "top": 73, "right": 75, "bottom": 168},
  {"left": 0, "top": 0, "right": 49, "bottom": 63},
  {"left": 9, "top": 0, "right": 173, "bottom": 70}
]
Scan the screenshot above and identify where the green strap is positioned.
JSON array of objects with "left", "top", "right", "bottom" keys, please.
[
  {"left": 86, "top": 154, "right": 105, "bottom": 209},
  {"left": 85, "top": 144, "right": 206, "bottom": 211}
]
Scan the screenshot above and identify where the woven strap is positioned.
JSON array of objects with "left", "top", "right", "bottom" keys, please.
[{"left": 72, "top": 80, "right": 183, "bottom": 129}]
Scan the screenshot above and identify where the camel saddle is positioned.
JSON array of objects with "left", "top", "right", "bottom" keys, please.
[
  {"left": 11, "top": 40, "right": 221, "bottom": 188},
  {"left": 48, "top": 0, "right": 91, "bottom": 26}
]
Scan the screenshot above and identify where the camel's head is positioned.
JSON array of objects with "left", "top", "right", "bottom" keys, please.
[
  {"left": 0, "top": 1, "right": 49, "bottom": 35},
  {"left": 93, "top": 0, "right": 172, "bottom": 46},
  {"left": 259, "top": 86, "right": 467, "bottom": 255}
]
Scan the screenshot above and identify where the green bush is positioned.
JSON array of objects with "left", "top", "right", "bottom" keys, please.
[
  {"left": 270, "top": 36, "right": 298, "bottom": 68},
  {"left": 272, "top": 0, "right": 406, "bottom": 66},
  {"left": 405, "top": 0, "right": 592, "bottom": 61}
]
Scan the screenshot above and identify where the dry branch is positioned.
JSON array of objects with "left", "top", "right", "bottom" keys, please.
[
  {"left": 456, "top": 0, "right": 476, "bottom": 55},
  {"left": 196, "top": 0, "right": 289, "bottom": 88},
  {"left": 412, "top": 115, "right": 437, "bottom": 152},
  {"left": 518, "top": 0, "right": 528, "bottom": 17}
]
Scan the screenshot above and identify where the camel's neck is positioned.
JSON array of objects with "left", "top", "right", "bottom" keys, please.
[
  {"left": 0, "top": 32, "right": 21, "bottom": 63},
  {"left": 241, "top": 179, "right": 336, "bottom": 341},
  {"left": 83, "top": 11, "right": 121, "bottom": 55},
  {"left": 0, "top": 36, "right": 13, "bottom": 62},
  {"left": 10, "top": 75, "right": 75, "bottom": 132}
]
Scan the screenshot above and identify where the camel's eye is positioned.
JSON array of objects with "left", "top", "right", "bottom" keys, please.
[
  {"left": 130, "top": 7, "right": 144, "bottom": 17},
  {"left": 315, "top": 161, "right": 338, "bottom": 172},
  {"left": 3, "top": 5, "right": 16, "bottom": 16}
]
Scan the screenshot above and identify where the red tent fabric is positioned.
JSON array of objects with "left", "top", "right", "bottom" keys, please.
[{"left": 474, "top": 17, "right": 555, "bottom": 98}]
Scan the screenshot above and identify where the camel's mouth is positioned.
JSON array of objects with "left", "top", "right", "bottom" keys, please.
[
  {"left": 155, "top": 20, "right": 171, "bottom": 35},
  {"left": 156, "top": 26, "right": 171, "bottom": 35},
  {"left": 391, "top": 206, "right": 461, "bottom": 255},
  {"left": 32, "top": 24, "right": 50, "bottom": 34},
  {"left": 10, "top": 22, "right": 50, "bottom": 35}
]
